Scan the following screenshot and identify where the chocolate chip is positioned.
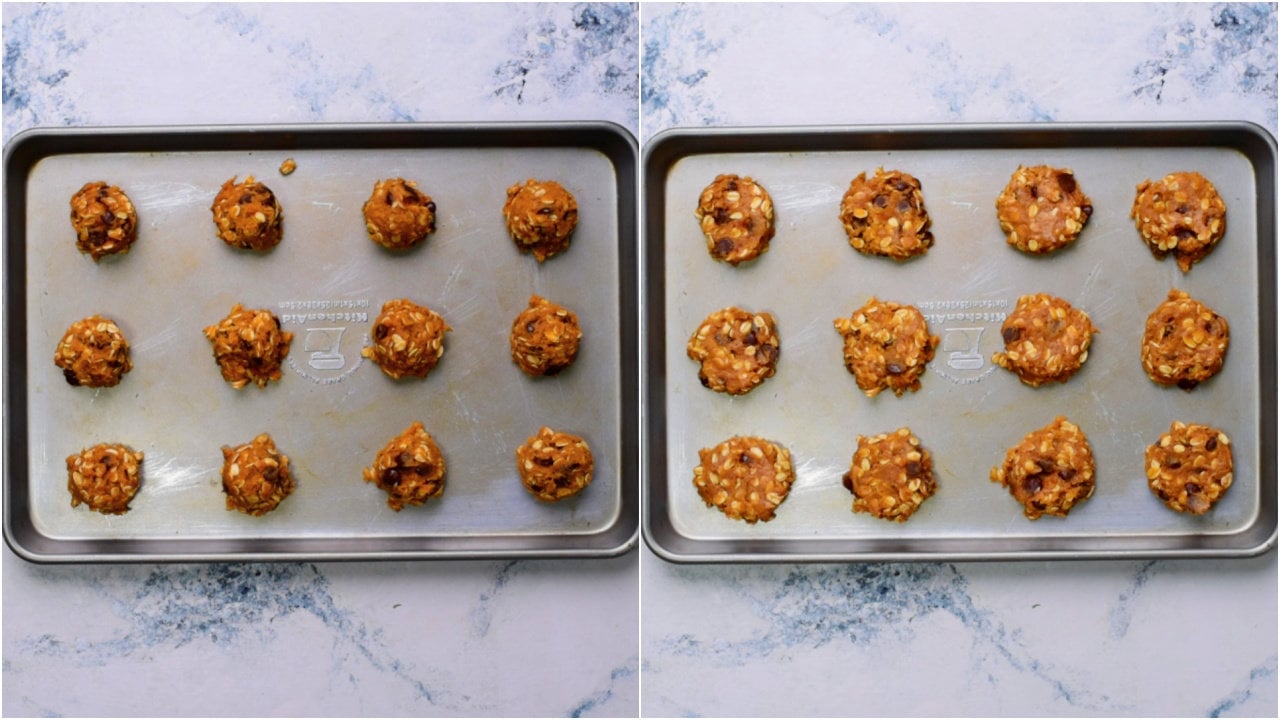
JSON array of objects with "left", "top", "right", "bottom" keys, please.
[
  {"left": 714, "top": 207, "right": 729, "bottom": 224},
  {"left": 886, "top": 362, "right": 904, "bottom": 375},
  {"left": 63, "top": 368, "right": 81, "bottom": 386},
  {"left": 374, "top": 323, "right": 389, "bottom": 340},
  {"left": 239, "top": 193, "right": 254, "bottom": 204},
  {"left": 1002, "top": 326, "right": 1022, "bottom": 344},
  {"left": 1175, "top": 227, "right": 1197, "bottom": 240},
  {"left": 1062, "top": 468, "right": 1078, "bottom": 481},
  {"left": 873, "top": 194, "right": 888, "bottom": 208},
  {"left": 1035, "top": 459, "right": 1055, "bottom": 475},
  {"left": 714, "top": 238, "right": 734, "bottom": 257},
  {"left": 1176, "top": 204, "right": 1189, "bottom": 214},
  {"left": 1185, "top": 482, "right": 1202, "bottom": 495},
  {"left": 264, "top": 466, "right": 279, "bottom": 481},
  {"left": 1080, "top": 204, "right": 1093, "bottom": 220},
  {"left": 892, "top": 179, "right": 909, "bottom": 192},
  {"left": 1177, "top": 378, "right": 1199, "bottom": 391},
  {"left": 1029, "top": 185, "right": 1039, "bottom": 199},
  {"left": 897, "top": 200, "right": 911, "bottom": 212},
  {"left": 842, "top": 472, "right": 853, "bottom": 492},
  {"left": 426, "top": 201, "right": 436, "bottom": 213},
  {"left": 536, "top": 456, "right": 554, "bottom": 467},
  {"left": 756, "top": 344, "right": 778, "bottom": 363},
  {"left": 905, "top": 461, "right": 922, "bottom": 476},
  {"left": 103, "top": 210, "right": 115, "bottom": 223},
  {"left": 739, "top": 453, "right": 751, "bottom": 464},
  {"left": 1024, "top": 475, "right": 1043, "bottom": 494},
  {"left": 1056, "top": 173, "right": 1077, "bottom": 194},
  {"left": 726, "top": 180, "right": 738, "bottom": 191},
  {"left": 1206, "top": 437, "right": 1218, "bottom": 451},
  {"left": 1168, "top": 460, "right": 1182, "bottom": 470},
  {"left": 536, "top": 207, "right": 553, "bottom": 215},
  {"left": 699, "top": 374, "right": 710, "bottom": 388},
  {"left": 385, "top": 192, "right": 394, "bottom": 205},
  {"left": 384, "top": 468, "right": 402, "bottom": 485},
  {"left": 743, "top": 331, "right": 758, "bottom": 346}
]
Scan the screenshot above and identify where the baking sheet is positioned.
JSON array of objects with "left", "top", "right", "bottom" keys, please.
[
  {"left": 642, "top": 123, "right": 1276, "bottom": 562},
  {"left": 4, "top": 123, "right": 638, "bottom": 561}
]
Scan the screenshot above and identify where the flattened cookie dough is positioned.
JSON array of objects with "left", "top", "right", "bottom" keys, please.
[
  {"left": 204, "top": 304, "right": 294, "bottom": 389},
  {"left": 362, "top": 177, "right": 438, "bottom": 250},
  {"left": 502, "top": 178, "right": 578, "bottom": 262},
  {"left": 838, "top": 168, "right": 934, "bottom": 260},
  {"left": 66, "top": 443, "right": 144, "bottom": 515},
  {"left": 69, "top": 181, "right": 138, "bottom": 261},
  {"left": 693, "top": 436, "right": 794, "bottom": 523},
  {"left": 996, "top": 165, "right": 1093, "bottom": 254},
  {"left": 221, "top": 433, "right": 295, "bottom": 516},
  {"left": 833, "top": 297, "right": 939, "bottom": 398},
  {"left": 516, "top": 427, "right": 594, "bottom": 502},
  {"left": 54, "top": 315, "right": 133, "bottom": 388},
  {"left": 1145, "top": 421, "right": 1233, "bottom": 515},
  {"left": 1141, "top": 289, "right": 1229, "bottom": 390},
  {"left": 842, "top": 427, "right": 936, "bottom": 522},
  {"left": 687, "top": 306, "right": 780, "bottom": 395},
  {"left": 363, "top": 421, "right": 447, "bottom": 511},
  {"left": 993, "top": 294, "right": 1096, "bottom": 387},
  {"left": 991, "top": 416, "right": 1096, "bottom": 520},
  {"left": 695, "top": 174, "right": 776, "bottom": 265},
  {"left": 1132, "top": 171, "right": 1226, "bottom": 272},
  {"left": 510, "top": 295, "right": 583, "bottom": 376},
  {"left": 362, "top": 299, "right": 450, "bottom": 379},
  {"left": 211, "top": 175, "right": 283, "bottom": 251}
]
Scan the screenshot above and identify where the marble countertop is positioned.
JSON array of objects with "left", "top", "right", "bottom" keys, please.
[{"left": 4, "top": 2, "right": 1277, "bottom": 718}]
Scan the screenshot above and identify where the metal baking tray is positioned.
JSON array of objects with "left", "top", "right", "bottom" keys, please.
[
  {"left": 642, "top": 122, "right": 1276, "bottom": 562},
  {"left": 4, "top": 122, "right": 638, "bottom": 562}
]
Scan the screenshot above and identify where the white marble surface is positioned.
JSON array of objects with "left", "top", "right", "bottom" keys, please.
[
  {"left": 3, "top": 3, "right": 638, "bottom": 717},
  {"left": 640, "top": 2, "right": 1277, "bottom": 717}
]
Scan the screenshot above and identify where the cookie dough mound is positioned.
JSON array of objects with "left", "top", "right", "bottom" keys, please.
[
  {"left": 687, "top": 307, "right": 780, "bottom": 395},
  {"left": 843, "top": 427, "right": 936, "bottom": 522},
  {"left": 210, "top": 175, "right": 283, "bottom": 251},
  {"left": 69, "top": 181, "right": 138, "bottom": 261},
  {"left": 993, "top": 294, "right": 1096, "bottom": 387},
  {"left": 516, "top": 427, "right": 594, "bottom": 502},
  {"left": 1146, "top": 422, "right": 1233, "bottom": 515},
  {"left": 362, "top": 177, "right": 438, "bottom": 250},
  {"left": 66, "top": 443, "right": 144, "bottom": 515},
  {"left": 833, "top": 297, "right": 939, "bottom": 397},
  {"left": 203, "top": 304, "right": 293, "bottom": 389},
  {"left": 695, "top": 174, "right": 776, "bottom": 265},
  {"left": 221, "top": 433, "right": 295, "bottom": 516},
  {"left": 838, "top": 168, "right": 934, "bottom": 260},
  {"left": 54, "top": 315, "right": 133, "bottom": 388},
  {"left": 1141, "top": 289, "right": 1229, "bottom": 390},
  {"left": 362, "top": 299, "right": 450, "bottom": 380},
  {"left": 502, "top": 179, "right": 578, "bottom": 262},
  {"left": 510, "top": 295, "right": 583, "bottom": 376},
  {"left": 693, "top": 436, "right": 794, "bottom": 523},
  {"left": 991, "top": 416, "right": 1096, "bottom": 520},
  {"left": 996, "top": 165, "right": 1093, "bottom": 254},
  {"left": 1132, "top": 171, "right": 1227, "bottom": 272},
  {"left": 364, "top": 421, "right": 447, "bottom": 511}
]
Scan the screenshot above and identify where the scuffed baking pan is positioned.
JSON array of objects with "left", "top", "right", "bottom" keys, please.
[
  {"left": 642, "top": 122, "right": 1276, "bottom": 562},
  {"left": 4, "top": 122, "right": 638, "bottom": 562}
]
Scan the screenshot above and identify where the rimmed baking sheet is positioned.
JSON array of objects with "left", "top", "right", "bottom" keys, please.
[
  {"left": 5, "top": 122, "right": 638, "bottom": 562},
  {"left": 643, "top": 122, "right": 1276, "bottom": 562}
]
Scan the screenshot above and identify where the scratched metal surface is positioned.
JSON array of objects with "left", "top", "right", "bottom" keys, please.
[
  {"left": 645, "top": 124, "right": 1276, "bottom": 561},
  {"left": 12, "top": 125, "right": 632, "bottom": 558}
]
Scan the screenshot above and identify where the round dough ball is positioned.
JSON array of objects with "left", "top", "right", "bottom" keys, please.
[
  {"left": 695, "top": 174, "right": 776, "bottom": 265},
  {"left": 510, "top": 295, "right": 583, "bottom": 376},
  {"left": 1145, "top": 422, "right": 1233, "bottom": 515},
  {"left": 363, "top": 421, "right": 447, "bottom": 511},
  {"left": 66, "top": 443, "right": 144, "bottom": 515},
  {"left": 1132, "top": 171, "right": 1226, "bottom": 272},
  {"left": 996, "top": 165, "right": 1093, "bottom": 254},
  {"left": 993, "top": 294, "right": 1096, "bottom": 387},
  {"left": 833, "top": 297, "right": 939, "bottom": 397},
  {"left": 839, "top": 168, "right": 934, "bottom": 260},
  {"left": 211, "top": 175, "right": 283, "bottom": 251},
  {"left": 991, "top": 416, "right": 1096, "bottom": 520},
  {"left": 516, "top": 427, "right": 594, "bottom": 502},
  {"left": 362, "top": 177, "right": 438, "bottom": 250},
  {"left": 692, "top": 436, "right": 794, "bottom": 523},
  {"left": 361, "top": 299, "right": 450, "bottom": 379},
  {"left": 54, "top": 315, "right": 133, "bottom": 388},
  {"left": 221, "top": 433, "right": 295, "bottom": 516},
  {"left": 502, "top": 179, "right": 578, "bottom": 262},
  {"left": 203, "top": 304, "right": 293, "bottom": 389},
  {"left": 686, "top": 306, "right": 780, "bottom": 395},
  {"left": 843, "top": 427, "right": 936, "bottom": 522},
  {"left": 1141, "top": 289, "right": 1229, "bottom": 390},
  {"left": 69, "top": 181, "right": 138, "bottom": 261}
]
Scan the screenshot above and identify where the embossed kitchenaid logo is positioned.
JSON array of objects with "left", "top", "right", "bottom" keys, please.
[
  {"left": 919, "top": 299, "right": 1009, "bottom": 385},
  {"left": 279, "top": 299, "right": 370, "bottom": 385}
]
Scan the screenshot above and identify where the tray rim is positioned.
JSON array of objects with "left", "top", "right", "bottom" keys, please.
[
  {"left": 4, "top": 120, "right": 641, "bottom": 563},
  {"left": 641, "top": 120, "right": 1278, "bottom": 564}
]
